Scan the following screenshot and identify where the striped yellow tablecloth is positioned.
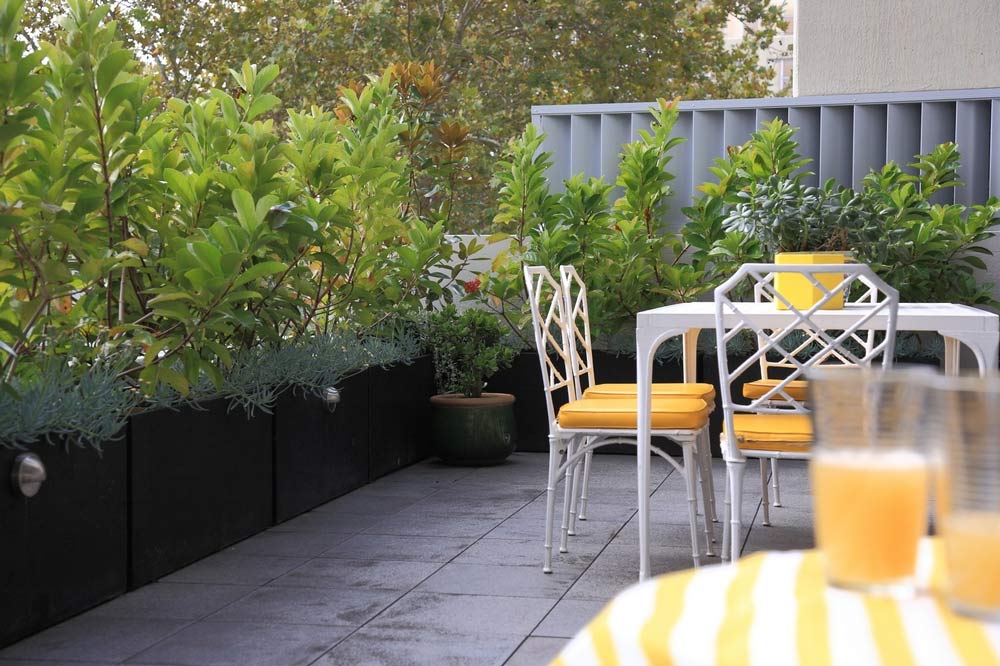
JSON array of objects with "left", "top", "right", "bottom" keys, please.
[{"left": 553, "top": 540, "right": 1000, "bottom": 666}]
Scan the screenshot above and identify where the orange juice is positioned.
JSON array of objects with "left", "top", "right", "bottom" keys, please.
[
  {"left": 811, "top": 449, "right": 929, "bottom": 589},
  {"left": 933, "top": 458, "right": 951, "bottom": 522},
  {"left": 944, "top": 511, "right": 1000, "bottom": 617}
]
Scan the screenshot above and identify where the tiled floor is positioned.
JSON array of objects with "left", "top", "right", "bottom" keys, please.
[{"left": 0, "top": 453, "right": 813, "bottom": 666}]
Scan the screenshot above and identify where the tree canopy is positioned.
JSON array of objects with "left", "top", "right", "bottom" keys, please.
[{"left": 23, "top": 0, "right": 788, "bottom": 230}]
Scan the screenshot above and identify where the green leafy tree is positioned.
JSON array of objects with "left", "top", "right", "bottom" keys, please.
[{"left": 23, "top": 0, "right": 789, "bottom": 231}]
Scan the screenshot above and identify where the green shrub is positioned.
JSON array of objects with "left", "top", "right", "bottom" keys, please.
[{"left": 425, "top": 305, "right": 516, "bottom": 398}]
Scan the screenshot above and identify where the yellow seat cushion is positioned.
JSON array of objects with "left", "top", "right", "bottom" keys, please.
[
  {"left": 583, "top": 382, "right": 716, "bottom": 402},
  {"left": 558, "top": 397, "right": 709, "bottom": 431},
  {"left": 742, "top": 378, "right": 809, "bottom": 402},
  {"left": 730, "top": 413, "right": 813, "bottom": 453}
]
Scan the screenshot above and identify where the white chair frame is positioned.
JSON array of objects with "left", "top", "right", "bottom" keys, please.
[
  {"left": 525, "top": 266, "right": 712, "bottom": 573},
  {"left": 714, "top": 263, "right": 899, "bottom": 562},
  {"left": 559, "top": 265, "right": 717, "bottom": 538},
  {"left": 749, "top": 273, "right": 879, "bottom": 525}
]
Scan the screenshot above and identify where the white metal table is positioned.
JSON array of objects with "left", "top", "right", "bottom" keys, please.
[{"left": 635, "top": 301, "right": 999, "bottom": 581}]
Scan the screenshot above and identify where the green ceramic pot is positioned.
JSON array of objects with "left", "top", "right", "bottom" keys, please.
[{"left": 430, "top": 392, "right": 517, "bottom": 466}]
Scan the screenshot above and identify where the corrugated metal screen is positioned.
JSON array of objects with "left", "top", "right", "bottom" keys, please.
[{"left": 531, "top": 89, "right": 1000, "bottom": 232}]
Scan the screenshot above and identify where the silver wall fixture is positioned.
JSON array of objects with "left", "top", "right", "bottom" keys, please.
[
  {"left": 323, "top": 387, "right": 341, "bottom": 413},
  {"left": 11, "top": 452, "right": 46, "bottom": 498}
]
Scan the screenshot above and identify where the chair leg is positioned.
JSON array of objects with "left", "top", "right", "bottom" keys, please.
[
  {"left": 682, "top": 444, "right": 702, "bottom": 568},
  {"left": 721, "top": 465, "right": 732, "bottom": 562},
  {"left": 702, "top": 432, "right": 718, "bottom": 523},
  {"left": 771, "top": 458, "right": 782, "bottom": 507},
  {"left": 578, "top": 448, "right": 593, "bottom": 521},
  {"left": 729, "top": 460, "right": 746, "bottom": 562},
  {"left": 759, "top": 459, "right": 771, "bottom": 527},
  {"left": 543, "top": 435, "right": 561, "bottom": 574},
  {"left": 567, "top": 453, "right": 582, "bottom": 537},
  {"left": 696, "top": 433, "right": 715, "bottom": 556},
  {"left": 559, "top": 439, "right": 576, "bottom": 554}
]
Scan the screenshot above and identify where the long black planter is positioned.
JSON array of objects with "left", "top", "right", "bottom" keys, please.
[
  {"left": 0, "top": 436, "right": 127, "bottom": 647},
  {"left": 273, "top": 372, "right": 371, "bottom": 523},
  {"left": 369, "top": 356, "right": 435, "bottom": 479},
  {"left": 129, "top": 400, "right": 273, "bottom": 588}
]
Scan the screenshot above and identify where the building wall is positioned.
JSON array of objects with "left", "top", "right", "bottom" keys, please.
[{"left": 796, "top": 0, "right": 1000, "bottom": 97}]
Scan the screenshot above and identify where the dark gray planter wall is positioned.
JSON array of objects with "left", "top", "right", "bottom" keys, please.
[
  {"left": 0, "top": 437, "right": 127, "bottom": 647},
  {"left": 273, "top": 372, "right": 371, "bottom": 523},
  {"left": 128, "top": 400, "right": 273, "bottom": 588},
  {"left": 369, "top": 356, "right": 434, "bottom": 479}
]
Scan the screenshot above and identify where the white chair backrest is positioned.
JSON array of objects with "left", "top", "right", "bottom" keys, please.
[
  {"left": 751, "top": 271, "right": 881, "bottom": 396},
  {"left": 714, "top": 263, "right": 899, "bottom": 457},
  {"left": 524, "top": 266, "right": 580, "bottom": 427},
  {"left": 559, "top": 265, "right": 597, "bottom": 399}
]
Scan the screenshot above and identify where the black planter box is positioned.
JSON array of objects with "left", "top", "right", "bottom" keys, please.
[
  {"left": 129, "top": 400, "right": 273, "bottom": 587},
  {"left": 273, "top": 371, "right": 371, "bottom": 523},
  {"left": 369, "top": 356, "right": 435, "bottom": 479},
  {"left": 0, "top": 437, "right": 127, "bottom": 647},
  {"left": 487, "top": 351, "right": 557, "bottom": 453}
]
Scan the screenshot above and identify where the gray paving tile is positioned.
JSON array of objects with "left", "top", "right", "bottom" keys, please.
[
  {"left": 566, "top": 544, "right": 693, "bottom": 599},
  {"left": 515, "top": 496, "right": 637, "bottom": 523},
  {"left": 505, "top": 637, "right": 568, "bottom": 665},
  {"left": 383, "top": 463, "right": 476, "bottom": 484},
  {"left": 162, "top": 552, "right": 308, "bottom": 586},
  {"left": 312, "top": 492, "right": 425, "bottom": 516},
  {"left": 206, "top": 585, "right": 400, "bottom": 627},
  {"left": 443, "top": 484, "right": 543, "bottom": 503},
  {"left": 227, "top": 530, "right": 353, "bottom": 557},
  {"left": 320, "top": 533, "right": 473, "bottom": 563},
  {"left": 271, "top": 509, "right": 387, "bottom": 534},
  {"left": 342, "top": 478, "right": 442, "bottom": 499},
  {"left": 370, "top": 592, "right": 556, "bottom": 637},
  {"left": 125, "top": 620, "right": 350, "bottom": 666},
  {"left": 87, "top": 582, "right": 255, "bottom": 620},
  {"left": 393, "top": 497, "right": 527, "bottom": 521},
  {"left": 415, "top": 562, "right": 579, "bottom": 599},
  {"left": 533, "top": 599, "right": 605, "bottom": 638},
  {"left": 453, "top": 537, "right": 602, "bottom": 569},
  {"left": 314, "top": 626, "right": 520, "bottom": 666},
  {"left": 485, "top": 515, "right": 621, "bottom": 545},
  {"left": 0, "top": 616, "right": 188, "bottom": 664},
  {"left": 269, "top": 558, "right": 441, "bottom": 590},
  {"left": 364, "top": 512, "right": 501, "bottom": 538}
]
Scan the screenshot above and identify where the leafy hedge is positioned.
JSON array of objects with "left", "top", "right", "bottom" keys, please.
[
  {"left": 480, "top": 108, "right": 1000, "bottom": 345},
  {"left": 0, "top": 0, "right": 476, "bottom": 446}
]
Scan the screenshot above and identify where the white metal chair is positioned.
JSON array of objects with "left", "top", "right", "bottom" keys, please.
[
  {"left": 525, "top": 266, "right": 712, "bottom": 573},
  {"left": 714, "top": 262, "right": 898, "bottom": 561},
  {"left": 743, "top": 272, "right": 879, "bottom": 525},
  {"left": 558, "top": 265, "right": 718, "bottom": 540}
]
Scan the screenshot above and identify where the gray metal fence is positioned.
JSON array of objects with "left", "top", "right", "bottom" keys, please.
[{"left": 531, "top": 89, "right": 1000, "bottom": 231}]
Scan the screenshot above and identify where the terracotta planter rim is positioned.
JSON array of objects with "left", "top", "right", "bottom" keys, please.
[{"left": 430, "top": 392, "right": 516, "bottom": 407}]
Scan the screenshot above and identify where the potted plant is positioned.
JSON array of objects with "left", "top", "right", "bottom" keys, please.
[
  {"left": 723, "top": 172, "right": 868, "bottom": 310},
  {"left": 426, "top": 305, "right": 517, "bottom": 465}
]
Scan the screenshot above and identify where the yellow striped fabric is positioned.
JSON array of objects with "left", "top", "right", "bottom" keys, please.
[{"left": 553, "top": 540, "right": 1000, "bottom": 666}]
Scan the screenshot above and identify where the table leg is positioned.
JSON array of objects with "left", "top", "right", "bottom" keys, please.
[
  {"left": 941, "top": 332, "right": 999, "bottom": 377},
  {"left": 636, "top": 328, "right": 655, "bottom": 582},
  {"left": 682, "top": 329, "right": 701, "bottom": 384}
]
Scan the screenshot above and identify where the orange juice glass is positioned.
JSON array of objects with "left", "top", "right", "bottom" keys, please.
[
  {"left": 933, "top": 376, "right": 1000, "bottom": 620},
  {"left": 809, "top": 367, "right": 932, "bottom": 595}
]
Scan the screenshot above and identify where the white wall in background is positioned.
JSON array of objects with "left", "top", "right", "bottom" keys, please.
[{"left": 796, "top": 0, "right": 1000, "bottom": 96}]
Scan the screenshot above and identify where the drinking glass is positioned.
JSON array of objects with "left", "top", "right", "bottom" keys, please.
[
  {"left": 932, "top": 376, "right": 1000, "bottom": 621},
  {"left": 808, "top": 367, "right": 932, "bottom": 595}
]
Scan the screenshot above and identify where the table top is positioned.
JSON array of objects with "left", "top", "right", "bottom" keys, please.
[
  {"left": 636, "top": 302, "right": 999, "bottom": 333},
  {"left": 553, "top": 540, "right": 1000, "bottom": 666}
]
